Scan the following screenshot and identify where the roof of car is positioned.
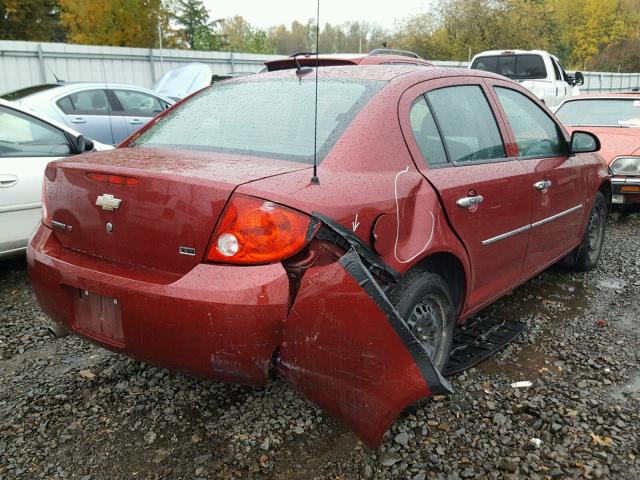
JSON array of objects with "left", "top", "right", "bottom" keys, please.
[
  {"left": 1, "top": 82, "right": 174, "bottom": 103},
  {"left": 264, "top": 50, "right": 433, "bottom": 71},
  {"left": 233, "top": 64, "right": 505, "bottom": 84},
  {"left": 0, "top": 97, "right": 84, "bottom": 135}
]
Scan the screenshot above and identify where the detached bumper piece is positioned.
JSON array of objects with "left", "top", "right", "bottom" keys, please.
[{"left": 278, "top": 214, "right": 452, "bottom": 448}]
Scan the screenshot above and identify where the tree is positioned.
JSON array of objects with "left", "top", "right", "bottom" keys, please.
[
  {"left": 591, "top": 38, "right": 640, "bottom": 71},
  {"left": 0, "top": 0, "right": 65, "bottom": 42},
  {"left": 220, "top": 15, "right": 275, "bottom": 53},
  {"left": 170, "top": 0, "right": 223, "bottom": 50},
  {"left": 60, "top": 0, "right": 166, "bottom": 47}
]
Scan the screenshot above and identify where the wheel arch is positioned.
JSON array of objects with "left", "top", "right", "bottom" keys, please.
[
  {"left": 404, "top": 251, "right": 467, "bottom": 318},
  {"left": 598, "top": 179, "right": 612, "bottom": 208}
]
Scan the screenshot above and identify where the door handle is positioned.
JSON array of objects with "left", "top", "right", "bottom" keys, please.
[
  {"left": 129, "top": 118, "right": 143, "bottom": 125},
  {"left": 534, "top": 180, "right": 552, "bottom": 190},
  {"left": 0, "top": 174, "right": 18, "bottom": 188},
  {"left": 70, "top": 117, "right": 86, "bottom": 124},
  {"left": 456, "top": 195, "right": 484, "bottom": 209}
]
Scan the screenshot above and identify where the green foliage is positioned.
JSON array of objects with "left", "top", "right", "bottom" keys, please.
[
  {"left": 0, "top": 0, "right": 65, "bottom": 42},
  {"left": 220, "top": 15, "right": 275, "bottom": 54},
  {"left": 3, "top": 0, "right": 640, "bottom": 71},
  {"left": 170, "top": 0, "right": 223, "bottom": 50},
  {"left": 59, "top": 0, "right": 165, "bottom": 47}
]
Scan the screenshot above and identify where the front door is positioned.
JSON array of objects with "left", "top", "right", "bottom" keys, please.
[
  {"left": 491, "top": 83, "right": 586, "bottom": 273},
  {"left": 400, "top": 79, "right": 532, "bottom": 310},
  {"left": 110, "top": 89, "right": 167, "bottom": 141}
]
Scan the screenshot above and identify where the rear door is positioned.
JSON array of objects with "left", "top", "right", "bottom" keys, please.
[
  {"left": 399, "top": 78, "right": 532, "bottom": 309},
  {"left": 56, "top": 89, "right": 120, "bottom": 145},
  {"left": 0, "top": 105, "right": 73, "bottom": 253},
  {"left": 490, "top": 81, "right": 585, "bottom": 272}
]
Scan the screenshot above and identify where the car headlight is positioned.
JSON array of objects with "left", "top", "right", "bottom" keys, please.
[{"left": 610, "top": 156, "right": 640, "bottom": 176}]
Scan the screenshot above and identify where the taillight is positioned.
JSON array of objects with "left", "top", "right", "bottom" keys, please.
[
  {"left": 206, "top": 194, "right": 314, "bottom": 265},
  {"left": 42, "top": 167, "right": 53, "bottom": 227},
  {"left": 86, "top": 172, "right": 139, "bottom": 185},
  {"left": 41, "top": 178, "right": 50, "bottom": 227}
]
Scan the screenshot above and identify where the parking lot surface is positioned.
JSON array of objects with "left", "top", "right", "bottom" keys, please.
[{"left": 1, "top": 214, "right": 639, "bottom": 480}]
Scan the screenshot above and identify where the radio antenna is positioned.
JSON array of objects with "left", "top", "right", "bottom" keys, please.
[{"left": 310, "top": 0, "right": 320, "bottom": 185}]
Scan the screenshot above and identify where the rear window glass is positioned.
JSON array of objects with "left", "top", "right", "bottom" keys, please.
[
  {"left": 555, "top": 99, "right": 640, "bottom": 127},
  {"left": 471, "top": 54, "right": 547, "bottom": 80},
  {"left": 133, "top": 78, "right": 384, "bottom": 163},
  {"left": 1, "top": 84, "right": 63, "bottom": 101}
]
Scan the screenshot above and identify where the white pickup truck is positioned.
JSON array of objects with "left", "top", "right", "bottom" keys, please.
[{"left": 469, "top": 49, "right": 584, "bottom": 108}]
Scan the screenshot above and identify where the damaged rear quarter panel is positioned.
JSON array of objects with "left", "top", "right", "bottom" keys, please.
[{"left": 278, "top": 248, "right": 451, "bottom": 448}]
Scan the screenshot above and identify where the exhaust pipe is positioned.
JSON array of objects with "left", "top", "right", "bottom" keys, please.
[{"left": 47, "top": 323, "right": 69, "bottom": 338}]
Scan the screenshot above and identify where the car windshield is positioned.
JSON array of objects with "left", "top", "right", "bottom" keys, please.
[
  {"left": 555, "top": 99, "right": 640, "bottom": 127},
  {"left": 471, "top": 54, "right": 547, "bottom": 80},
  {"left": 132, "top": 77, "right": 384, "bottom": 163},
  {"left": 1, "top": 84, "right": 63, "bottom": 101}
]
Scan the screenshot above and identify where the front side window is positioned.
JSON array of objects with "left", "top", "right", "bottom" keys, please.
[
  {"left": 112, "top": 90, "right": 164, "bottom": 117},
  {"left": 133, "top": 78, "right": 384, "bottom": 163},
  {"left": 57, "top": 89, "right": 110, "bottom": 115},
  {"left": 0, "top": 106, "right": 72, "bottom": 157},
  {"left": 426, "top": 85, "right": 506, "bottom": 163},
  {"left": 409, "top": 96, "right": 448, "bottom": 166},
  {"left": 495, "top": 87, "right": 565, "bottom": 158}
]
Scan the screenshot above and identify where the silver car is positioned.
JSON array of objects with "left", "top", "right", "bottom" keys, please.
[{"left": 1, "top": 83, "right": 174, "bottom": 145}]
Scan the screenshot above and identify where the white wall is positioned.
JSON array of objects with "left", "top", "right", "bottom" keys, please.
[
  {"left": 1, "top": 41, "right": 639, "bottom": 94},
  {"left": 0, "top": 40, "right": 284, "bottom": 93}
]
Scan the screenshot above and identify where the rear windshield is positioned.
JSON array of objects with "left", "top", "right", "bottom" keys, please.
[
  {"left": 471, "top": 54, "right": 547, "bottom": 80},
  {"left": 133, "top": 77, "right": 384, "bottom": 163},
  {"left": 1, "top": 84, "right": 63, "bottom": 101},
  {"left": 555, "top": 99, "right": 640, "bottom": 127}
]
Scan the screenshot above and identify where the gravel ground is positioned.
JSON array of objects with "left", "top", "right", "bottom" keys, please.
[{"left": 1, "top": 212, "right": 639, "bottom": 480}]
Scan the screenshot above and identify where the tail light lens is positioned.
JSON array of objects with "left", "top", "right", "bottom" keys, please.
[
  {"left": 41, "top": 176, "right": 51, "bottom": 227},
  {"left": 206, "top": 194, "right": 314, "bottom": 265}
]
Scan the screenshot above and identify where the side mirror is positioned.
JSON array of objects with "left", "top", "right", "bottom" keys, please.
[
  {"left": 571, "top": 131, "right": 600, "bottom": 154},
  {"left": 74, "top": 135, "right": 94, "bottom": 153},
  {"left": 573, "top": 71, "right": 584, "bottom": 86}
]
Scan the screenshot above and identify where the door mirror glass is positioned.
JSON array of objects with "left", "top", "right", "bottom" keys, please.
[
  {"left": 74, "top": 135, "right": 94, "bottom": 153},
  {"left": 573, "top": 72, "right": 584, "bottom": 86},
  {"left": 571, "top": 131, "right": 599, "bottom": 153}
]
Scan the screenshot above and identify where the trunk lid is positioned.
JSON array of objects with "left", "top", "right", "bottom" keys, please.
[{"left": 45, "top": 147, "right": 309, "bottom": 275}]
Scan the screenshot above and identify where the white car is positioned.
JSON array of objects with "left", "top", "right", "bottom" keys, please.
[
  {"left": 1, "top": 83, "right": 174, "bottom": 145},
  {"left": 469, "top": 49, "right": 584, "bottom": 108},
  {"left": 0, "top": 98, "right": 112, "bottom": 259}
]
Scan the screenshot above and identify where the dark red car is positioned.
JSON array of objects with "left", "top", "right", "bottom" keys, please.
[
  {"left": 28, "top": 66, "right": 609, "bottom": 447},
  {"left": 555, "top": 93, "right": 640, "bottom": 205}
]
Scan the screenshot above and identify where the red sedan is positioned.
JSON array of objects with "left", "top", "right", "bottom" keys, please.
[
  {"left": 555, "top": 93, "right": 640, "bottom": 205},
  {"left": 28, "top": 66, "right": 609, "bottom": 447}
]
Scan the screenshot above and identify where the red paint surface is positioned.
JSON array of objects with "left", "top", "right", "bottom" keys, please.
[{"left": 28, "top": 226, "right": 289, "bottom": 385}]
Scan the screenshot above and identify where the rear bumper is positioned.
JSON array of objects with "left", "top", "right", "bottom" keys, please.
[
  {"left": 27, "top": 225, "right": 290, "bottom": 385},
  {"left": 612, "top": 176, "right": 640, "bottom": 205}
]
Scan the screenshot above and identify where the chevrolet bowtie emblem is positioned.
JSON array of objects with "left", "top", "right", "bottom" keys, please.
[{"left": 96, "top": 194, "right": 122, "bottom": 211}]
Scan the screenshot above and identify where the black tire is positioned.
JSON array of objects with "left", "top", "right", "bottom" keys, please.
[
  {"left": 388, "top": 271, "right": 455, "bottom": 371},
  {"left": 560, "top": 191, "right": 607, "bottom": 271}
]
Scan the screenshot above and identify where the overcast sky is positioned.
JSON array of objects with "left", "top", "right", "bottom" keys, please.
[{"left": 203, "top": 0, "right": 434, "bottom": 31}]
